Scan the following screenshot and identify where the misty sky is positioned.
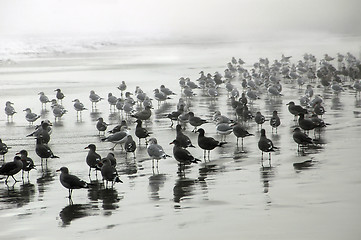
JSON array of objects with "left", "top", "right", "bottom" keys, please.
[{"left": 1, "top": 0, "right": 361, "bottom": 40}]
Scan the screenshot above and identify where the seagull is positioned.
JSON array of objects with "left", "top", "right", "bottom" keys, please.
[
  {"left": 135, "top": 119, "right": 151, "bottom": 145},
  {"left": 147, "top": 138, "right": 171, "bottom": 169},
  {"left": 17, "top": 149, "right": 36, "bottom": 180},
  {"left": 131, "top": 105, "right": 152, "bottom": 121},
  {"left": 51, "top": 99, "right": 67, "bottom": 121},
  {"left": 54, "top": 89, "right": 65, "bottom": 104},
  {"left": 57, "top": 167, "right": 88, "bottom": 199},
  {"left": 117, "top": 81, "right": 127, "bottom": 94},
  {"left": 99, "top": 158, "right": 123, "bottom": 188},
  {"left": 89, "top": 90, "right": 103, "bottom": 108},
  {"left": 286, "top": 101, "right": 308, "bottom": 120},
  {"left": 175, "top": 124, "right": 195, "bottom": 148},
  {"left": 293, "top": 127, "right": 313, "bottom": 152},
  {"left": 96, "top": 117, "right": 108, "bottom": 135},
  {"left": 170, "top": 139, "right": 201, "bottom": 167},
  {"left": 196, "top": 128, "right": 226, "bottom": 160},
  {"left": 107, "top": 93, "right": 118, "bottom": 111},
  {"left": 38, "top": 92, "right": 51, "bottom": 109},
  {"left": 160, "top": 85, "right": 176, "bottom": 96},
  {"left": 0, "top": 138, "right": 9, "bottom": 160},
  {"left": 0, "top": 156, "right": 23, "bottom": 183},
  {"left": 215, "top": 116, "right": 233, "bottom": 138},
  {"left": 124, "top": 135, "right": 137, "bottom": 159},
  {"left": 101, "top": 126, "right": 129, "bottom": 151},
  {"left": 254, "top": 111, "right": 267, "bottom": 130},
  {"left": 35, "top": 135, "right": 59, "bottom": 165},
  {"left": 232, "top": 123, "right": 253, "bottom": 151},
  {"left": 27, "top": 120, "right": 52, "bottom": 144},
  {"left": 188, "top": 112, "right": 208, "bottom": 132},
  {"left": 270, "top": 110, "right": 281, "bottom": 133},
  {"left": 258, "top": 129, "right": 277, "bottom": 165},
  {"left": 72, "top": 99, "right": 87, "bottom": 119},
  {"left": 85, "top": 144, "right": 101, "bottom": 176},
  {"left": 23, "top": 108, "right": 41, "bottom": 125},
  {"left": 4, "top": 101, "right": 16, "bottom": 122}
]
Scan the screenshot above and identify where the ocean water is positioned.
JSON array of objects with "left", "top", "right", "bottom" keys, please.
[{"left": 0, "top": 35, "right": 361, "bottom": 240}]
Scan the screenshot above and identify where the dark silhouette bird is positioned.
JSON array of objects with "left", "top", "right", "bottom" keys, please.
[
  {"left": 166, "top": 105, "right": 185, "bottom": 127},
  {"left": 293, "top": 127, "right": 313, "bottom": 152},
  {"left": 35, "top": 135, "right": 59, "bottom": 165},
  {"left": 135, "top": 119, "right": 151, "bottom": 145},
  {"left": 0, "top": 156, "right": 23, "bottom": 183},
  {"left": 16, "top": 150, "right": 36, "bottom": 180},
  {"left": 270, "top": 110, "right": 281, "bottom": 133},
  {"left": 131, "top": 105, "right": 152, "bottom": 121},
  {"left": 175, "top": 124, "right": 195, "bottom": 148},
  {"left": 170, "top": 139, "right": 201, "bottom": 167},
  {"left": 55, "top": 89, "right": 65, "bottom": 104},
  {"left": 57, "top": 167, "right": 88, "bottom": 199},
  {"left": 254, "top": 111, "right": 267, "bottom": 130},
  {"left": 188, "top": 112, "right": 208, "bottom": 132},
  {"left": 85, "top": 144, "right": 101, "bottom": 176},
  {"left": 298, "top": 113, "right": 318, "bottom": 133},
  {"left": 287, "top": 101, "right": 308, "bottom": 120},
  {"left": 0, "top": 138, "right": 9, "bottom": 160},
  {"left": 27, "top": 120, "right": 52, "bottom": 144},
  {"left": 124, "top": 135, "right": 137, "bottom": 159},
  {"left": 96, "top": 117, "right": 108, "bottom": 135},
  {"left": 232, "top": 123, "right": 253, "bottom": 151},
  {"left": 258, "top": 129, "right": 277, "bottom": 165},
  {"left": 99, "top": 158, "right": 123, "bottom": 188},
  {"left": 196, "top": 128, "right": 226, "bottom": 160}
]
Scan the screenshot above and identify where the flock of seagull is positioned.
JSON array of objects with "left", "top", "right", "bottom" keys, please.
[{"left": 0, "top": 51, "right": 361, "bottom": 201}]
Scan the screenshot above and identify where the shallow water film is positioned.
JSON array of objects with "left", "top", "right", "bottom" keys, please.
[{"left": 0, "top": 38, "right": 361, "bottom": 240}]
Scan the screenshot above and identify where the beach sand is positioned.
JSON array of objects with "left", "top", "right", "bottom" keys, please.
[{"left": 0, "top": 36, "right": 361, "bottom": 239}]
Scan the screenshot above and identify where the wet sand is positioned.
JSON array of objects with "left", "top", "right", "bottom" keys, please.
[{"left": 0, "top": 37, "right": 361, "bottom": 240}]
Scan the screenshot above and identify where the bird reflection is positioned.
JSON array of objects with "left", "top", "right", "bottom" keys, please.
[
  {"left": 173, "top": 176, "right": 196, "bottom": 205},
  {"left": 260, "top": 166, "right": 275, "bottom": 193},
  {"left": 37, "top": 167, "right": 55, "bottom": 199},
  {"left": 331, "top": 96, "right": 343, "bottom": 110},
  {"left": 148, "top": 173, "right": 166, "bottom": 201},
  {"left": 293, "top": 159, "right": 314, "bottom": 171},
  {"left": 0, "top": 182, "right": 36, "bottom": 208},
  {"left": 90, "top": 109, "right": 101, "bottom": 122},
  {"left": 87, "top": 180, "right": 121, "bottom": 211},
  {"left": 100, "top": 188, "right": 121, "bottom": 211},
  {"left": 59, "top": 203, "right": 92, "bottom": 227}
]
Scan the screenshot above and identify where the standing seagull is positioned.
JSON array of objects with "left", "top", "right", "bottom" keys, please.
[
  {"left": 258, "top": 129, "right": 277, "bottom": 166},
  {"left": 38, "top": 92, "right": 51, "bottom": 109},
  {"left": 100, "top": 158, "right": 123, "bottom": 188},
  {"left": 96, "top": 117, "right": 108, "bottom": 135},
  {"left": 73, "top": 99, "right": 87, "bottom": 120},
  {"left": 124, "top": 135, "right": 137, "bottom": 159},
  {"left": 131, "top": 105, "right": 152, "bottom": 122},
  {"left": 175, "top": 124, "right": 195, "bottom": 148},
  {"left": 85, "top": 144, "right": 101, "bottom": 176},
  {"left": 196, "top": 128, "right": 226, "bottom": 161},
  {"left": 232, "top": 123, "right": 253, "bottom": 151},
  {"left": 147, "top": 138, "right": 171, "bottom": 169},
  {"left": 293, "top": 127, "right": 313, "bottom": 152},
  {"left": 117, "top": 81, "right": 127, "bottom": 95},
  {"left": 135, "top": 119, "right": 151, "bottom": 145},
  {"left": 5, "top": 101, "right": 16, "bottom": 122},
  {"left": 35, "top": 136, "right": 59, "bottom": 165},
  {"left": 57, "top": 167, "right": 88, "bottom": 199},
  {"left": 188, "top": 112, "right": 208, "bottom": 132},
  {"left": 54, "top": 89, "right": 65, "bottom": 104},
  {"left": 101, "top": 126, "right": 129, "bottom": 151},
  {"left": 0, "top": 156, "right": 23, "bottom": 183},
  {"left": 89, "top": 90, "right": 103, "bottom": 109},
  {"left": 23, "top": 108, "right": 41, "bottom": 125},
  {"left": 0, "top": 139, "right": 9, "bottom": 160},
  {"left": 270, "top": 110, "right": 281, "bottom": 133},
  {"left": 17, "top": 149, "right": 36, "bottom": 180},
  {"left": 170, "top": 139, "right": 201, "bottom": 167}
]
